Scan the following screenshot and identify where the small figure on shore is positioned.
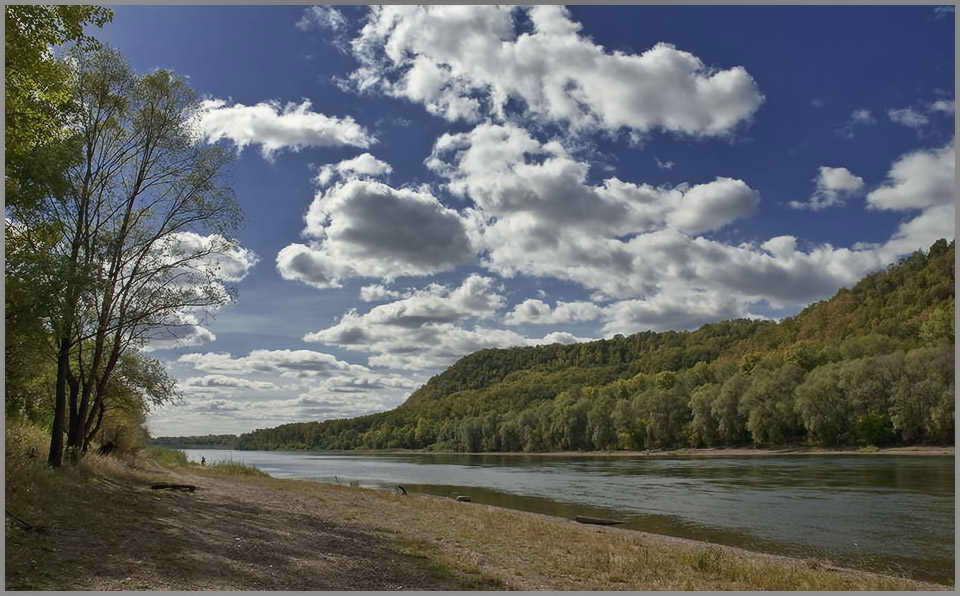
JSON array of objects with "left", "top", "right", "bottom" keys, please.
[{"left": 201, "top": 456, "right": 206, "bottom": 466}]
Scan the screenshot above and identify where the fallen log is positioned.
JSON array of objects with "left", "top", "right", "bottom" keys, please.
[
  {"left": 6, "top": 509, "right": 48, "bottom": 532},
  {"left": 574, "top": 515, "right": 624, "bottom": 526},
  {"left": 150, "top": 483, "right": 197, "bottom": 492},
  {"left": 455, "top": 495, "right": 471, "bottom": 502}
]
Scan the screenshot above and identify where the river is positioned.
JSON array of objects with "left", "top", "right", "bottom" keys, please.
[{"left": 182, "top": 449, "right": 954, "bottom": 584}]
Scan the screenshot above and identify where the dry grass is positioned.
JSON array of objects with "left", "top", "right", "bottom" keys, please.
[
  {"left": 226, "top": 473, "right": 945, "bottom": 591},
  {"left": 206, "top": 458, "right": 269, "bottom": 477}
]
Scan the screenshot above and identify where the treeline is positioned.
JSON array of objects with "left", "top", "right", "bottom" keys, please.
[
  {"left": 236, "top": 240, "right": 955, "bottom": 453},
  {"left": 151, "top": 434, "right": 238, "bottom": 449}
]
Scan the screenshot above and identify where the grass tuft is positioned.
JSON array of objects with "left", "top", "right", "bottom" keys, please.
[
  {"left": 207, "top": 457, "right": 269, "bottom": 477},
  {"left": 142, "top": 446, "right": 189, "bottom": 467}
]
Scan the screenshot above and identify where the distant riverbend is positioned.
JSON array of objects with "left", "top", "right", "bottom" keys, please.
[{"left": 183, "top": 449, "right": 955, "bottom": 584}]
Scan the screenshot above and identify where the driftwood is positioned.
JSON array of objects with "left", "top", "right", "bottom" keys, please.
[
  {"left": 6, "top": 509, "right": 48, "bottom": 532},
  {"left": 150, "top": 483, "right": 197, "bottom": 492},
  {"left": 397, "top": 484, "right": 408, "bottom": 496},
  {"left": 574, "top": 515, "right": 624, "bottom": 526},
  {"left": 455, "top": 495, "right": 471, "bottom": 502}
]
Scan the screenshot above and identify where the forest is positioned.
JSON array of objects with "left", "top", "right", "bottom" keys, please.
[
  {"left": 235, "top": 239, "right": 955, "bottom": 452},
  {"left": 151, "top": 434, "right": 238, "bottom": 449}
]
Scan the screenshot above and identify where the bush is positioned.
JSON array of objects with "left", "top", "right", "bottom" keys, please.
[{"left": 142, "top": 446, "right": 189, "bottom": 467}]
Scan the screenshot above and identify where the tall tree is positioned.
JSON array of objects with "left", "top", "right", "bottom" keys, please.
[{"left": 23, "top": 47, "right": 244, "bottom": 466}]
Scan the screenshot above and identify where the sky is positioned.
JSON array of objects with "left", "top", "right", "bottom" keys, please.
[{"left": 92, "top": 5, "right": 955, "bottom": 437}]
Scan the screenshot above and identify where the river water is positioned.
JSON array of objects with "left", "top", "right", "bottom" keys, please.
[{"left": 182, "top": 449, "right": 954, "bottom": 584}]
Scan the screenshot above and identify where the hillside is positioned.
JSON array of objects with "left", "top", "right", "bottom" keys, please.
[{"left": 235, "top": 239, "right": 954, "bottom": 452}]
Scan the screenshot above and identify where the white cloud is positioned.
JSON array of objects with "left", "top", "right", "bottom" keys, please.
[
  {"left": 866, "top": 141, "right": 955, "bottom": 211},
  {"left": 276, "top": 180, "right": 474, "bottom": 288},
  {"left": 837, "top": 109, "right": 875, "bottom": 138},
  {"left": 142, "top": 320, "right": 216, "bottom": 353},
  {"left": 164, "top": 232, "right": 260, "bottom": 283},
  {"left": 192, "top": 99, "right": 375, "bottom": 160},
  {"left": 177, "top": 349, "right": 372, "bottom": 378},
  {"left": 428, "top": 122, "right": 758, "bottom": 238},
  {"left": 180, "top": 375, "right": 279, "bottom": 392},
  {"left": 296, "top": 6, "right": 347, "bottom": 31},
  {"left": 601, "top": 289, "right": 755, "bottom": 335},
  {"left": 929, "top": 99, "right": 955, "bottom": 113},
  {"left": 302, "top": 274, "right": 587, "bottom": 370},
  {"left": 345, "top": 6, "right": 763, "bottom": 136},
  {"left": 315, "top": 153, "right": 393, "bottom": 186},
  {"left": 359, "top": 284, "right": 406, "bottom": 302},
  {"left": 789, "top": 166, "right": 865, "bottom": 210},
  {"left": 505, "top": 299, "right": 603, "bottom": 325},
  {"left": 888, "top": 107, "right": 929, "bottom": 129}
]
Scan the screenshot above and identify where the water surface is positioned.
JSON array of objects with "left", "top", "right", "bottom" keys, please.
[{"left": 183, "top": 449, "right": 954, "bottom": 584}]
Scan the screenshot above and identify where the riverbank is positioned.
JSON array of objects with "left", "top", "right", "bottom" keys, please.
[
  {"left": 5, "top": 443, "right": 949, "bottom": 589},
  {"left": 261, "top": 445, "right": 955, "bottom": 457}
]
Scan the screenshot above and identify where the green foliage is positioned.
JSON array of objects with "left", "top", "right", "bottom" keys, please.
[
  {"left": 5, "top": 5, "right": 112, "bottom": 211},
  {"left": 143, "top": 446, "right": 190, "bottom": 468},
  {"left": 235, "top": 241, "right": 955, "bottom": 452}
]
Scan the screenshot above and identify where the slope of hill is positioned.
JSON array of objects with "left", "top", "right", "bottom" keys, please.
[{"left": 235, "top": 240, "right": 955, "bottom": 452}]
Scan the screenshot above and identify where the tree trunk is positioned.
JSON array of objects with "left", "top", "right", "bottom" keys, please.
[
  {"left": 82, "top": 401, "right": 106, "bottom": 453},
  {"left": 47, "top": 339, "right": 71, "bottom": 467}
]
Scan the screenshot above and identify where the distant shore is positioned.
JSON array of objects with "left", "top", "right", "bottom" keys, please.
[{"left": 237, "top": 445, "right": 955, "bottom": 457}]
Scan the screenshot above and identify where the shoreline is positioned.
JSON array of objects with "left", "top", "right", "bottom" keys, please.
[
  {"left": 7, "top": 442, "right": 951, "bottom": 590},
  {"left": 225, "top": 445, "right": 955, "bottom": 457},
  {"left": 177, "top": 466, "right": 952, "bottom": 590}
]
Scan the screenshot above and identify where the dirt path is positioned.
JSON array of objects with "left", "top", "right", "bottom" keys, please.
[{"left": 7, "top": 465, "right": 459, "bottom": 591}]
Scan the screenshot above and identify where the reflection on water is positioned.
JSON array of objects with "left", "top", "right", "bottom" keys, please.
[{"left": 184, "top": 450, "right": 955, "bottom": 584}]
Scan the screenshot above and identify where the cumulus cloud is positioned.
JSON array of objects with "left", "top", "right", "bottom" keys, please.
[
  {"left": 315, "top": 153, "right": 393, "bottom": 186},
  {"left": 790, "top": 166, "right": 865, "bottom": 210},
  {"left": 344, "top": 5, "right": 763, "bottom": 135},
  {"left": 142, "top": 318, "right": 216, "bottom": 353},
  {"left": 600, "top": 288, "right": 758, "bottom": 335},
  {"left": 428, "top": 122, "right": 759, "bottom": 238},
  {"left": 192, "top": 99, "right": 375, "bottom": 160},
  {"left": 177, "top": 349, "right": 372, "bottom": 378},
  {"left": 866, "top": 141, "right": 955, "bottom": 211},
  {"left": 164, "top": 232, "right": 260, "bottom": 283},
  {"left": 276, "top": 180, "right": 474, "bottom": 288},
  {"left": 359, "top": 284, "right": 407, "bottom": 302},
  {"left": 505, "top": 299, "right": 603, "bottom": 325},
  {"left": 888, "top": 107, "right": 929, "bottom": 129},
  {"left": 180, "top": 375, "right": 279, "bottom": 392},
  {"left": 302, "top": 274, "right": 585, "bottom": 369}
]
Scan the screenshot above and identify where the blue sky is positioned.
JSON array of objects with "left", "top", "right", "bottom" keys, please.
[{"left": 94, "top": 5, "right": 955, "bottom": 436}]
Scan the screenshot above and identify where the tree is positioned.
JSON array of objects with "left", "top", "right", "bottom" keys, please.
[
  {"left": 5, "top": 5, "right": 112, "bottom": 211},
  {"left": 23, "top": 47, "right": 244, "bottom": 466},
  {"left": 740, "top": 364, "right": 805, "bottom": 445},
  {"left": 794, "top": 363, "right": 852, "bottom": 445}
]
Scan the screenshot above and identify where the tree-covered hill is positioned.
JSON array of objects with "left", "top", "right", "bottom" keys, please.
[{"left": 235, "top": 239, "right": 954, "bottom": 452}]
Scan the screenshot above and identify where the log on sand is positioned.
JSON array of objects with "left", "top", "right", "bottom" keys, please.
[
  {"left": 150, "top": 483, "right": 197, "bottom": 492},
  {"left": 574, "top": 515, "right": 624, "bottom": 526}
]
